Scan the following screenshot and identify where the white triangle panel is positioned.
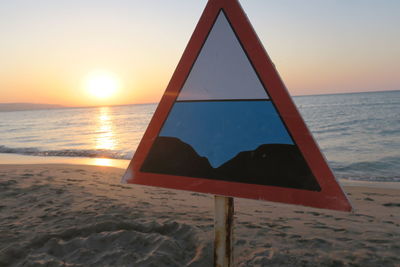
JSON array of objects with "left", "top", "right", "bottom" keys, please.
[{"left": 177, "top": 12, "right": 269, "bottom": 101}]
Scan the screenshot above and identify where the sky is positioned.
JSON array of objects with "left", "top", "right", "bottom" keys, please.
[{"left": 0, "top": 0, "right": 399, "bottom": 107}]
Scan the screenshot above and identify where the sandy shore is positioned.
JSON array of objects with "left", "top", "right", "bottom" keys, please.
[{"left": 0, "top": 164, "right": 399, "bottom": 266}]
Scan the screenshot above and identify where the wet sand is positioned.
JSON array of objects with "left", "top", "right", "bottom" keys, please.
[{"left": 0, "top": 164, "right": 399, "bottom": 266}]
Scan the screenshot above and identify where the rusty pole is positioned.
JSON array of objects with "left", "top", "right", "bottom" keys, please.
[{"left": 214, "top": 195, "right": 234, "bottom": 267}]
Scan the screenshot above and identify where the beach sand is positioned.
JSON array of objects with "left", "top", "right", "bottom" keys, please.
[{"left": 0, "top": 164, "right": 399, "bottom": 266}]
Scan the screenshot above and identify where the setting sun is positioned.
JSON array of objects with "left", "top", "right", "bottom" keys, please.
[{"left": 84, "top": 70, "right": 120, "bottom": 99}]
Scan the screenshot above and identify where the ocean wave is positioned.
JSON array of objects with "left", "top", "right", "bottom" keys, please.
[
  {"left": 0, "top": 145, "right": 132, "bottom": 160},
  {"left": 331, "top": 157, "right": 400, "bottom": 182}
]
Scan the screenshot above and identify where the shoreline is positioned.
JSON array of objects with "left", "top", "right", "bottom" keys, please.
[
  {"left": 0, "top": 153, "right": 130, "bottom": 169},
  {"left": 1, "top": 163, "right": 399, "bottom": 198},
  {"left": 340, "top": 178, "right": 400, "bottom": 189},
  {"left": 0, "top": 154, "right": 398, "bottom": 190}
]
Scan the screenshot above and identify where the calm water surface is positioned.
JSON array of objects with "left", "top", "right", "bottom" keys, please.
[{"left": 0, "top": 90, "right": 399, "bottom": 182}]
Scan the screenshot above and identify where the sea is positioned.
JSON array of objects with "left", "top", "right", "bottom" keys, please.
[{"left": 0, "top": 90, "right": 399, "bottom": 182}]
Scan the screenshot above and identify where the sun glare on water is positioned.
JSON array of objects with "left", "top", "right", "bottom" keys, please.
[{"left": 85, "top": 70, "right": 120, "bottom": 99}]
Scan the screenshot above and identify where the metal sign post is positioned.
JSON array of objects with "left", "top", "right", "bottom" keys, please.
[{"left": 214, "top": 195, "right": 234, "bottom": 267}]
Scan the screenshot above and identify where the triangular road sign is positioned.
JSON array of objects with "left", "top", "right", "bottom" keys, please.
[{"left": 123, "top": 0, "right": 352, "bottom": 211}]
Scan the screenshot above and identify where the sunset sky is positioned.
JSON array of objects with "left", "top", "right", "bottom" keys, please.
[{"left": 0, "top": 0, "right": 399, "bottom": 107}]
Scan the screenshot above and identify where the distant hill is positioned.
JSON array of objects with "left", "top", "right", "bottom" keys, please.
[
  {"left": 141, "top": 136, "right": 321, "bottom": 191},
  {"left": 0, "top": 103, "right": 65, "bottom": 112},
  {"left": 141, "top": 136, "right": 213, "bottom": 178}
]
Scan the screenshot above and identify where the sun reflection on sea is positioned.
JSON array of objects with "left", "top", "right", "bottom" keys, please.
[
  {"left": 95, "top": 107, "right": 116, "bottom": 150},
  {"left": 92, "top": 158, "right": 114, "bottom": 167}
]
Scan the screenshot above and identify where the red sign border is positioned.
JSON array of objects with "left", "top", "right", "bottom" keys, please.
[{"left": 123, "top": 0, "right": 352, "bottom": 212}]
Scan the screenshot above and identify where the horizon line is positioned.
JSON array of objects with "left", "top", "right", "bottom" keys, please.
[{"left": 0, "top": 89, "right": 398, "bottom": 110}]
